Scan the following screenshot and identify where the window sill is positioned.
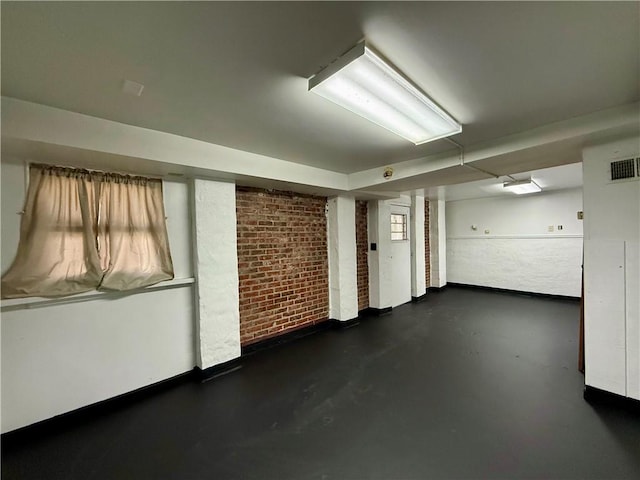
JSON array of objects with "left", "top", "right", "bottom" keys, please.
[{"left": 1, "top": 277, "right": 195, "bottom": 312}]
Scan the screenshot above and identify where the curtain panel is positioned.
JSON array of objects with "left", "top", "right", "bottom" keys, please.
[
  {"left": 1, "top": 164, "right": 174, "bottom": 299},
  {"left": 97, "top": 175, "right": 174, "bottom": 291}
]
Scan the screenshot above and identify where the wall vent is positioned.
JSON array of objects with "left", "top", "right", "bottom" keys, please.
[{"left": 610, "top": 158, "right": 637, "bottom": 181}]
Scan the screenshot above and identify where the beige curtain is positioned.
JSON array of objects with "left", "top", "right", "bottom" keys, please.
[
  {"left": 96, "top": 174, "right": 174, "bottom": 291},
  {"left": 1, "top": 166, "right": 102, "bottom": 298},
  {"left": 1, "top": 165, "right": 174, "bottom": 299}
]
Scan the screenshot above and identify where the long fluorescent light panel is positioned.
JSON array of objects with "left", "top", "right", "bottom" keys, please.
[{"left": 309, "top": 42, "right": 462, "bottom": 145}]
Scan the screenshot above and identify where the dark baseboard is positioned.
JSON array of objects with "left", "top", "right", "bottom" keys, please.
[
  {"left": 412, "top": 293, "right": 428, "bottom": 303},
  {"left": 361, "top": 306, "right": 393, "bottom": 316},
  {"left": 447, "top": 283, "right": 580, "bottom": 302},
  {"left": 1, "top": 369, "right": 196, "bottom": 442},
  {"left": 4, "top": 319, "right": 350, "bottom": 439},
  {"left": 427, "top": 286, "right": 447, "bottom": 293},
  {"left": 197, "top": 358, "right": 243, "bottom": 383},
  {"left": 584, "top": 385, "right": 640, "bottom": 410},
  {"left": 330, "top": 317, "right": 360, "bottom": 329},
  {"left": 241, "top": 320, "right": 332, "bottom": 355}
]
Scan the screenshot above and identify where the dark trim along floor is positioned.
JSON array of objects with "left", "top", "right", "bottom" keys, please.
[
  {"left": 584, "top": 385, "right": 640, "bottom": 410},
  {"left": 2, "top": 286, "right": 639, "bottom": 480},
  {"left": 0, "top": 285, "right": 603, "bottom": 441},
  {"left": 1, "top": 369, "right": 197, "bottom": 444},
  {"left": 447, "top": 282, "right": 580, "bottom": 301}
]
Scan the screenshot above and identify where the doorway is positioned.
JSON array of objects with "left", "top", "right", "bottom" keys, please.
[{"left": 390, "top": 205, "right": 412, "bottom": 307}]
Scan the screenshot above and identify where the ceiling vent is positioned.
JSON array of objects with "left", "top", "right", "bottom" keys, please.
[{"left": 610, "top": 158, "right": 638, "bottom": 181}]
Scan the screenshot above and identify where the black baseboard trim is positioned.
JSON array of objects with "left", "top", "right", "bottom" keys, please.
[
  {"left": 1, "top": 369, "right": 196, "bottom": 442},
  {"left": 197, "top": 358, "right": 243, "bottom": 383},
  {"left": 330, "top": 317, "right": 360, "bottom": 329},
  {"left": 411, "top": 293, "right": 428, "bottom": 303},
  {"left": 241, "top": 320, "right": 332, "bottom": 356},
  {"left": 361, "top": 306, "right": 393, "bottom": 316},
  {"left": 447, "top": 283, "right": 580, "bottom": 302},
  {"left": 584, "top": 385, "right": 640, "bottom": 410},
  {"left": 427, "top": 286, "right": 447, "bottom": 293}
]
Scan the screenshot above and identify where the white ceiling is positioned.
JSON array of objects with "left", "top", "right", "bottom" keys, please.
[
  {"left": 2, "top": 1, "right": 639, "bottom": 182},
  {"left": 429, "top": 162, "right": 583, "bottom": 202}
]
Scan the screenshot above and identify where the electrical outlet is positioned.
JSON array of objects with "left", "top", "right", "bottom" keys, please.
[
  {"left": 548, "top": 225, "right": 554, "bottom": 232},
  {"left": 557, "top": 225, "right": 563, "bottom": 231}
]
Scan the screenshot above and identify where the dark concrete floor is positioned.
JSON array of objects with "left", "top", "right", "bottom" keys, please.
[{"left": 3, "top": 287, "right": 640, "bottom": 479}]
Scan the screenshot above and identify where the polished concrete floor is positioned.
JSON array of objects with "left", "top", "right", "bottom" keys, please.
[{"left": 3, "top": 287, "right": 640, "bottom": 479}]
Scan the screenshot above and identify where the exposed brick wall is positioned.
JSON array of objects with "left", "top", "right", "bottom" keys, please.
[
  {"left": 425, "top": 199, "right": 431, "bottom": 288},
  {"left": 355, "top": 200, "right": 369, "bottom": 311},
  {"left": 236, "top": 187, "right": 329, "bottom": 345}
]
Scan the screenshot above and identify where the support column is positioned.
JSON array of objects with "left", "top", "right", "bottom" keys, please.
[
  {"left": 429, "top": 199, "right": 447, "bottom": 288},
  {"left": 368, "top": 200, "right": 393, "bottom": 310},
  {"left": 192, "top": 179, "right": 240, "bottom": 369},
  {"left": 410, "top": 193, "right": 427, "bottom": 299},
  {"left": 327, "top": 196, "right": 358, "bottom": 321}
]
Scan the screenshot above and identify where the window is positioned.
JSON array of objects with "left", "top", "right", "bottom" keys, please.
[
  {"left": 1, "top": 164, "right": 174, "bottom": 299},
  {"left": 391, "top": 213, "right": 407, "bottom": 241}
]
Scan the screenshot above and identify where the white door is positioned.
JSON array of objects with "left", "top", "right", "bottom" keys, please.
[{"left": 390, "top": 205, "right": 412, "bottom": 307}]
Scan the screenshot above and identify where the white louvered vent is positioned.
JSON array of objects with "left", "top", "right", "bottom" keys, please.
[{"left": 610, "top": 158, "right": 638, "bottom": 181}]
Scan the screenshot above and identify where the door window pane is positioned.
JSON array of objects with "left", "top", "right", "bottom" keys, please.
[{"left": 391, "top": 213, "right": 407, "bottom": 241}]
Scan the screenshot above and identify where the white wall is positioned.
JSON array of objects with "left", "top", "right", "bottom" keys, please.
[
  {"left": 367, "top": 200, "right": 393, "bottom": 309},
  {"left": 410, "top": 194, "right": 426, "bottom": 298},
  {"left": 583, "top": 137, "right": 639, "bottom": 400},
  {"left": 1, "top": 158, "right": 195, "bottom": 432},
  {"left": 192, "top": 179, "right": 240, "bottom": 369},
  {"left": 446, "top": 188, "right": 583, "bottom": 297},
  {"left": 430, "top": 199, "right": 447, "bottom": 288},
  {"left": 327, "top": 196, "right": 358, "bottom": 321}
]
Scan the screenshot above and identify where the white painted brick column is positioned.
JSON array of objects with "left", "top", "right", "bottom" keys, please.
[
  {"left": 430, "top": 199, "right": 447, "bottom": 288},
  {"left": 367, "top": 200, "right": 393, "bottom": 309},
  {"left": 411, "top": 194, "right": 426, "bottom": 298},
  {"left": 327, "top": 196, "right": 358, "bottom": 321},
  {"left": 192, "top": 179, "right": 241, "bottom": 369}
]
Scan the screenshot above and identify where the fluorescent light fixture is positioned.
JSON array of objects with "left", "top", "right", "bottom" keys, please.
[
  {"left": 309, "top": 41, "right": 462, "bottom": 145},
  {"left": 503, "top": 178, "right": 542, "bottom": 194}
]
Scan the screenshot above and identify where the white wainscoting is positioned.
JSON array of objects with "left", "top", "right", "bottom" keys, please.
[{"left": 447, "top": 235, "right": 583, "bottom": 297}]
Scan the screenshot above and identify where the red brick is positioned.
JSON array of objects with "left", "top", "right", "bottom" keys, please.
[
  {"left": 356, "top": 200, "right": 369, "bottom": 311},
  {"left": 425, "top": 199, "right": 430, "bottom": 287},
  {"left": 236, "top": 187, "right": 329, "bottom": 346}
]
